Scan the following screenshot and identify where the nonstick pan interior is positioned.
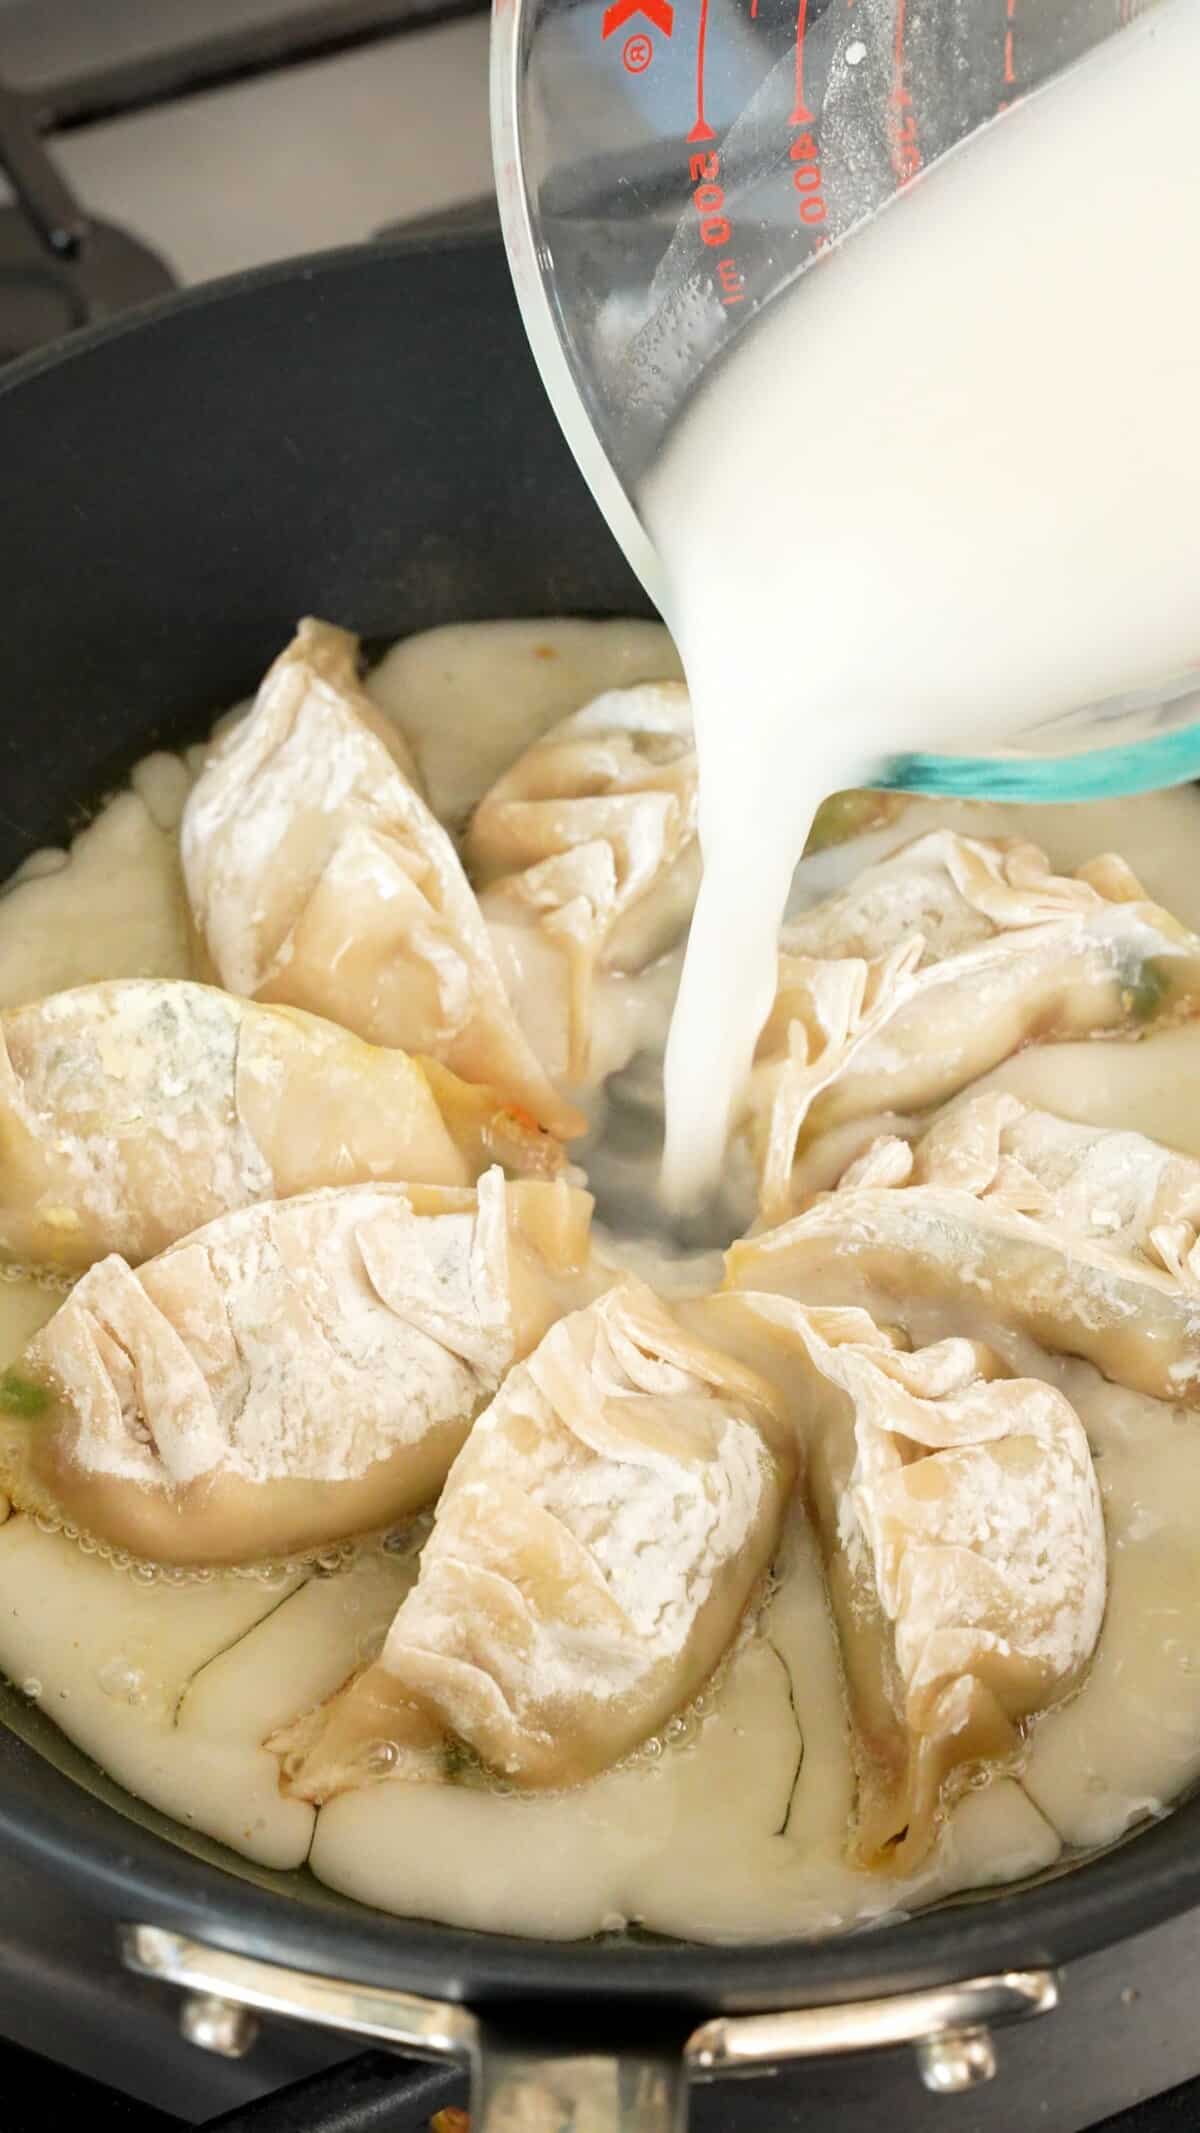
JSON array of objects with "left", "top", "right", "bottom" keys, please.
[{"left": 1, "top": 234, "right": 1200, "bottom": 2024}]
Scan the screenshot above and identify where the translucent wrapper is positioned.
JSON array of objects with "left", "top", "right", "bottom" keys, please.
[
  {"left": 467, "top": 683, "right": 698, "bottom": 1084},
  {"left": 272, "top": 1279, "right": 793, "bottom": 1798},
  {"left": 715, "top": 1293, "right": 1105, "bottom": 1871},
  {"left": 0, "top": 1171, "right": 594, "bottom": 1566},
  {"left": 747, "top": 831, "right": 1200, "bottom": 1220},
  {"left": 0, "top": 979, "right": 566, "bottom": 1273},
  {"left": 182, "top": 620, "right": 583, "bottom": 1139}
]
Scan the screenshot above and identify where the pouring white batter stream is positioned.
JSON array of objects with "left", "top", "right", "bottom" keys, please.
[{"left": 643, "top": 0, "right": 1200, "bottom": 1208}]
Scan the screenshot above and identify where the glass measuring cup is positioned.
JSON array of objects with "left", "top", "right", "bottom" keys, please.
[{"left": 492, "top": 0, "right": 1200, "bottom": 803}]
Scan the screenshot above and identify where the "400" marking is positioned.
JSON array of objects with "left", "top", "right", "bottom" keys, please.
[{"left": 789, "top": 129, "right": 827, "bottom": 228}]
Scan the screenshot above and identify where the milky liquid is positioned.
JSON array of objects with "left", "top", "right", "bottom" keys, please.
[
  {"left": 643, "top": 0, "right": 1200, "bottom": 1207},
  {"left": 8, "top": 635, "right": 1200, "bottom": 1934}
]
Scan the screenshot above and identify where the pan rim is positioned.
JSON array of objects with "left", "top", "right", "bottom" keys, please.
[
  {"left": 3, "top": 1668, "right": 1200, "bottom": 2016},
  {"left": 0, "top": 229, "right": 500, "bottom": 407}
]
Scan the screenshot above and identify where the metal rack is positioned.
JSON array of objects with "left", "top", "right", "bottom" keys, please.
[{"left": 0, "top": 0, "right": 487, "bottom": 356}]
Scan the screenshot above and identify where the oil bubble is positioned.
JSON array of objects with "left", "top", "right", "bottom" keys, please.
[
  {"left": 98, "top": 1657, "right": 148, "bottom": 1705},
  {"left": 360, "top": 1739, "right": 399, "bottom": 1776}
]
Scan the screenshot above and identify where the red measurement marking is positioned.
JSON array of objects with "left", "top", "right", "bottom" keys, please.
[
  {"left": 790, "top": 128, "right": 828, "bottom": 229},
  {"left": 790, "top": 0, "right": 813, "bottom": 125},
  {"left": 892, "top": 0, "right": 908, "bottom": 72},
  {"left": 602, "top": 0, "right": 674, "bottom": 39},
  {"left": 999, "top": 0, "right": 1016, "bottom": 101},
  {"left": 624, "top": 30, "right": 653, "bottom": 68},
  {"left": 689, "top": 0, "right": 716, "bottom": 141},
  {"left": 718, "top": 255, "right": 745, "bottom": 305},
  {"left": 889, "top": 0, "right": 921, "bottom": 186},
  {"left": 687, "top": 148, "right": 740, "bottom": 297}
]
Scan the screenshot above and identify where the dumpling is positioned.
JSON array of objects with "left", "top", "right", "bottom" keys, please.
[
  {"left": 0, "top": 1170, "right": 595, "bottom": 1566},
  {"left": 0, "top": 980, "right": 566, "bottom": 1273},
  {"left": 784, "top": 1019, "right": 1200, "bottom": 1207},
  {"left": 834, "top": 1093, "right": 1200, "bottom": 1317},
  {"left": 270, "top": 1279, "right": 793, "bottom": 1799},
  {"left": 181, "top": 620, "right": 582, "bottom": 1139},
  {"left": 715, "top": 1294, "right": 1105, "bottom": 1870},
  {"left": 728, "top": 1102, "right": 1200, "bottom": 1407},
  {"left": 879, "top": 1091, "right": 1200, "bottom": 1270},
  {"left": 748, "top": 831, "right": 1200, "bottom": 1219},
  {"left": 465, "top": 684, "right": 698, "bottom": 1086},
  {"left": 364, "top": 616, "right": 683, "bottom": 829}
]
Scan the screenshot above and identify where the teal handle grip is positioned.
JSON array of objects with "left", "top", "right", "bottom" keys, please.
[{"left": 878, "top": 722, "right": 1200, "bottom": 804}]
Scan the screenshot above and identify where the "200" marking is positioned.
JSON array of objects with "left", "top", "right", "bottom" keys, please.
[{"left": 689, "top": 150, "right": 731, "bottom": 248}]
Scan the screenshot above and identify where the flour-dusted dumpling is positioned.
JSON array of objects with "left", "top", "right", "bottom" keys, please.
[
  {"left": 717, "top": 1295, "right": 1105, "bottom": 1869},
  {"left": 466, "top": 684, "right": 699, "bottom": 1087},
  {"left": 365, "top": 617, "right": 683, "bottom": 829},
  {"left": 728, "top": 1109, "right": 1200, "bottom": 1407},
  {"left": 0, "top": 1170, "right": 595, "bottom": 1566},
  {"left": 0, "top": 980, "right": 566, "bottom": 1274},
  {"left": 785, "top": 1021, "right": 1200, "bottom": 1208},
  {"left": 182, "top": 620, "right": 582, "bottom": 1139},
  {"left": 875, "top": 1091, "right": 1200, "bottom": 1275},
  {"left": 835, "top": 1093, "right": 1200, "bottom": 1319},
  {"left": 748, "top": 830, "right": 1200, "bottom": 1219},
  {"left": 271, "top": 1279, "right": 794, "bottom": 1799}
]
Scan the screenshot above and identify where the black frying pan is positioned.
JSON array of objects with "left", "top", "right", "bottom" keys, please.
[{"left": 0, "top": 233, "right": 1197, "bottom": 2130}]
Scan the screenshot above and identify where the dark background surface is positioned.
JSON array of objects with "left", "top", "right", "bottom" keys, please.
[{"left": 4, "top": 2030, "right": 1200, "bottom": 2131}]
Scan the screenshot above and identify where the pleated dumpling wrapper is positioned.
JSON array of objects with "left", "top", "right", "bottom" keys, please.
[
  {"left": 181, "top": 619, "right": 583, "bottom": 1140},
  {"left": 861, "top": 1089, "right": 1200, "bottom": 1273},
  {"left": 465, "top": 684, "right": 699, "bottom": 1085},
  {"left": 270, "top": 1278, "right": 794, "bottom": 1799},
  {"left": 721, "top": 1295, "right": 1105, "bottom": 1870},
  {"left": 0, "top": 980, "right": 565, "bottom": 1274},
  {"left": 749, "top": 830, "right": 1200, "bottom": 1220},
  {"left": 729, "top": 1095, "right": 1200, "bottom": 1409},
  {"left": 0, "top": 1170, "right": 594, "bottom": 1566}
]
